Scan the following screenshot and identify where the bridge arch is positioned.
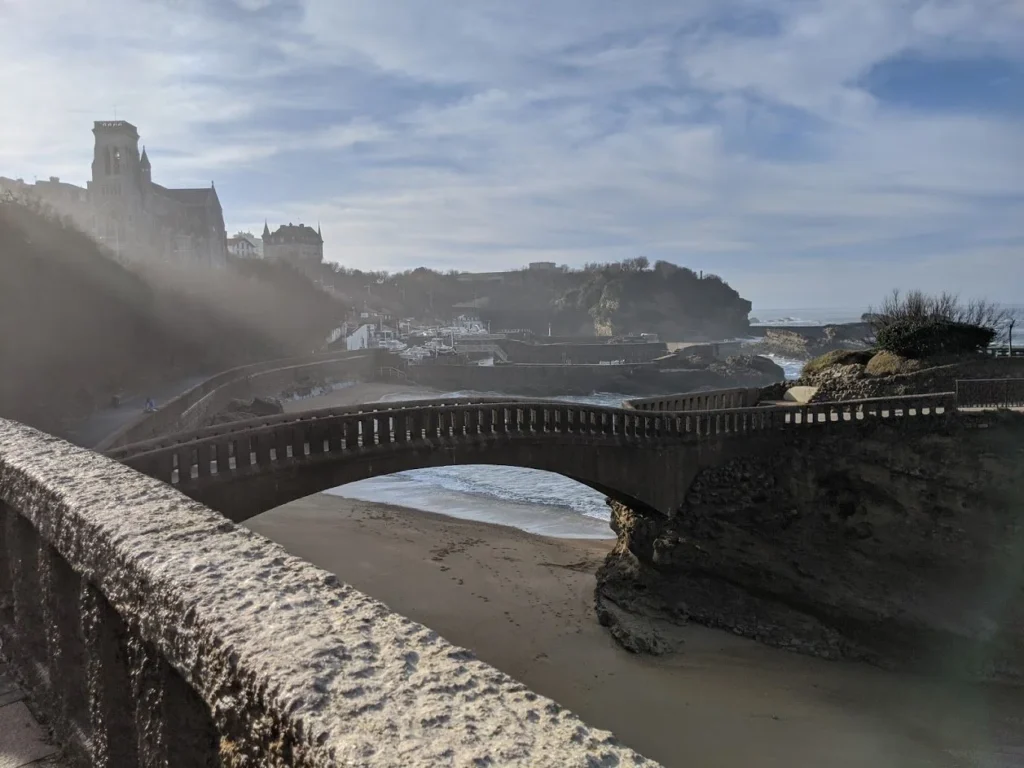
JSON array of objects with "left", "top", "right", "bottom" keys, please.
[{"left": 118, "top": 400, "right": 717, "bottom": 522}]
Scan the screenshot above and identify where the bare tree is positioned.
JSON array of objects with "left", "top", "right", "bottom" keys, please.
[{"left": 869, "top": 289, "right": 1010, "bottom": 334}]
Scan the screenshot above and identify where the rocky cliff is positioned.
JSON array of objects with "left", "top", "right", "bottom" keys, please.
[
  {"left": 747, "top": 323, "right": 872, "bottom": 360},
  {"left": 595, "top": 411, "right": 1024, "bottom": 682},
  {"left": 800, "top": 354, "right": 1024, "bottom": 402}
]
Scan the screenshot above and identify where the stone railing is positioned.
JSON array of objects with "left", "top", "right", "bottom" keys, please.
[
  {"left": 107, "top": 396, "right": 527, "bottom": 462},
  {"left": 624, "top": 386, "right": 763, "bottom": 412},
  {"left": 984, "top": 348, "right": 1024, "bottom": 358},
  {"left": 96, "top": 349, "right": 389, "bottom": 452},
  {"left": 956, "top": 378, "right": 1024, "bottom": 408},
  {"left": 0, "top": 419, "right": 649, "bottom": 767},
  {"left": 120, "top": 393, "right": 957, "bottom": 494}
]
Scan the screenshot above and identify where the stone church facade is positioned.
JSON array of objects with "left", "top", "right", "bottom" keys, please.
[{"left": 1, "top": 120, "right": 227, "bottom": 268}]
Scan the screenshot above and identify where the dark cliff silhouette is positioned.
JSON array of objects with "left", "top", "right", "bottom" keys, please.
[{"left": 0, "top": 197, "right": 347, "bottom": 436}]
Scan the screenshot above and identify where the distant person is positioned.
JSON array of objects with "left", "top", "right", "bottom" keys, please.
[{"left": 144, "top": 397, "right": 157, "bottom": 412}]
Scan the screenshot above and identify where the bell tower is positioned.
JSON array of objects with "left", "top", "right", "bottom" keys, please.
[
  {"left": 89, "top": 120, "right": 144, "bottom": 259},
  {"left": 91, "top": 120, "right": 142, "bottom": 188}
]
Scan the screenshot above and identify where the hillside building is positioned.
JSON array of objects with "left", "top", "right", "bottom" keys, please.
[{"left": 262, "top": 221, "right": 323, "bottom": 266}]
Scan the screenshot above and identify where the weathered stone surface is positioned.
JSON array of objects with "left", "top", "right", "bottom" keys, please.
[
  {"left": 747, "top": 324, "right": 872, "bottom": 360},
  {"left": 0, "top": 419, "right": 654, "bottom": 766},
  {"left": 801, "top": 356, "right": 1024, "bottom": 403},
  {"left": 596, "top": 411, "right": 1024, "bottom": 683}
]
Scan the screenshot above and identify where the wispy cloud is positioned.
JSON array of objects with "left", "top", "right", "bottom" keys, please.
[{"left": 1, "top": 0, "right": 1022, "bottom": 307}]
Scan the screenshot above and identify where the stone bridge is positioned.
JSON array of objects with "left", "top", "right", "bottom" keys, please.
[{"left": 109, "top": 392, "right": 957, "bottom": 523}]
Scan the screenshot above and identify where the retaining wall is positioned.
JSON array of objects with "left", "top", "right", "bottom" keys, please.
[
  {"left": 496, "top": 338, "right": 667, "bottom": 365},
  {"left": 96, "top": 349, "right": 388, "bottom": 451}
]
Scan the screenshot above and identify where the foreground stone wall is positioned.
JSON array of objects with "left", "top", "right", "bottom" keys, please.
[
  {"left": 1, "top": 419, "right": 652, "bottom": 766},
  {"left": 596, "top": 410, "right": 1024, "bottom": 682}
]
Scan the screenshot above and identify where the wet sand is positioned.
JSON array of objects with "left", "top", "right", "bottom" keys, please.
[{"left": 248, "top": 495, "right": 1024, "bottom": 768}]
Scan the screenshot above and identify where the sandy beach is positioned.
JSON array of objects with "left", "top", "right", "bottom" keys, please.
[{"left": 248, "top": 494, "right": 1024, "bottom": 768}]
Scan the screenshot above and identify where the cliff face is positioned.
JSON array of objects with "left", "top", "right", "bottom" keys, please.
[{"left": 595, "top": 412, "right": 1024, "bottom": 682}]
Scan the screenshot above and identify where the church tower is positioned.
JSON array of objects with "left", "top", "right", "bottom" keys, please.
[
  {"left": 89, "top": 120, "right": 144, "bottom": 258},
  {"left": 91, "top": 120, "right": 142, "bottom": 190}
]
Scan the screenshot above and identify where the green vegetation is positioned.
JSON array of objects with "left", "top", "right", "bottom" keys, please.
[
  {"left": 802, "top": 349, "right": 875, "bottom": 376},
  {"left": 869, "top": 290, "right": 1004, "bottom": 359},
  {"left": 863, "top": 350, "right": 926, "bottom": 376}
]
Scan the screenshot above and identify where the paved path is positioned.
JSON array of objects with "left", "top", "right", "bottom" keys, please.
[
  {"left": 62, "top": 372, "right": 210, "bottom": 448},
  {"left": 0, "top": 661, "right": 63, "bottom": 768}
]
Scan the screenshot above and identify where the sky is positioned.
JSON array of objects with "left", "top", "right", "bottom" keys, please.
[{"left": 1, "top": 0, "right": 1022, "bottom": 309}]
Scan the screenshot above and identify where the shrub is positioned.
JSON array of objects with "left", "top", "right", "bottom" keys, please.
[
  {"left": 802, "top": 349, "right": 875, "bottom": 376},
  {"left": 874, "top": 319, "right": 995, "bottom": 359},
  {"left": 864, "top": 350, "right": 926, "bottom": 376}
]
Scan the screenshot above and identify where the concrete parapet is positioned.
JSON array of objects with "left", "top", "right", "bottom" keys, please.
[
  {"left": 625, "top": 387, "right": 763, "bottom": 412},
  {"left": 0, "top": 419, "right": 654, "bottom": 767}
]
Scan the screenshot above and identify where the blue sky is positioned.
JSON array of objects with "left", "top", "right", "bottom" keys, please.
[{"left": 1, "top": 0, "right": 1022, "bottom": 309}]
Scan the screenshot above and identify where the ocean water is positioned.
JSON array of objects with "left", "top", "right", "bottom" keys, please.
[{"left": 327, "top": 391, "right": 627, "bottom": 538}]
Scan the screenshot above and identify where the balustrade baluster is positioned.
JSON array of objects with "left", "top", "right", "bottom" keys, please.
[
  {"left": 81, "top": 584, "right": 140, "bottom": 767},
  {"left": 7, "top": 513, "right": 47, "bottom": 694},
  {"left": 196, "top": 443, "right": 213, "bottom": 478},
  {"left": 128, "top": 638, "right": 219, "bottom": 766},
  {"left": 307, "top": 423, "right": 326, "bottom": 454},
  {"left": 41, "top": 542, "right": 89, "bottom": 751},
  {"left": 292, "top": 426, "right": 309, "bottom": 458},
  {"left": 0, "top": 503, "right": 12, "bottom": 628},
  {"left": 233, "top": 437, "right": 252, "bottom": 468},
  {"left": 274, "top": 428, "right": 291, "bottom": 461},
  {"left": 253, "top": 435, "right": 271, "bottom": 466},
  {"left": 216, "top": 439, "right": 232, "bottom": 473}
]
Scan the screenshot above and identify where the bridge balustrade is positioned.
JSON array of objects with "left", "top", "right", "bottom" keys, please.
[
  {"left": 121, "top": 393, "right": 956, "bottom": 490},
  {"left": 625, "top": 387, "right": 761, "bottom": 412},
  {"left": 956, "top": 378, "right": 1024, "bottom": 408}
]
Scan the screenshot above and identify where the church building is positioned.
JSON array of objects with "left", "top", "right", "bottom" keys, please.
[
  {"left": 87, "top": 121, "right": 227, "bottom": 267},
  {"left": 1, "top": 120, "right": 227, "bottom": 268}
]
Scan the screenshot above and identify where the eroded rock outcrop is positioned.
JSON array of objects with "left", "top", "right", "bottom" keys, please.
[
  {"left": 748, "top": 323, "right": 871, "bottom": 360},
  {"left": 596, "top": 411, "right": 1024, "bottom": 682}
]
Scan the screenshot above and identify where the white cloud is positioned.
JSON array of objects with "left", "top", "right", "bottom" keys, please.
[{"left": 0, "top": 0, "right": 1021, "bottom": 306}]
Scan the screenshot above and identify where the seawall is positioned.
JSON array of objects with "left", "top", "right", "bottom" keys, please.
[
  {"left": 407, "top": 362, "right": 779, "bottom": 397},
  {"left": 595, "top": 409, "right": 1024, "bottom": 682}
]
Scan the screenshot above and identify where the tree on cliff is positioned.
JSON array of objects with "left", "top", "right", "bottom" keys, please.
[{"left": 869, "top": 290, "right": 1007, "bottom": 358}]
